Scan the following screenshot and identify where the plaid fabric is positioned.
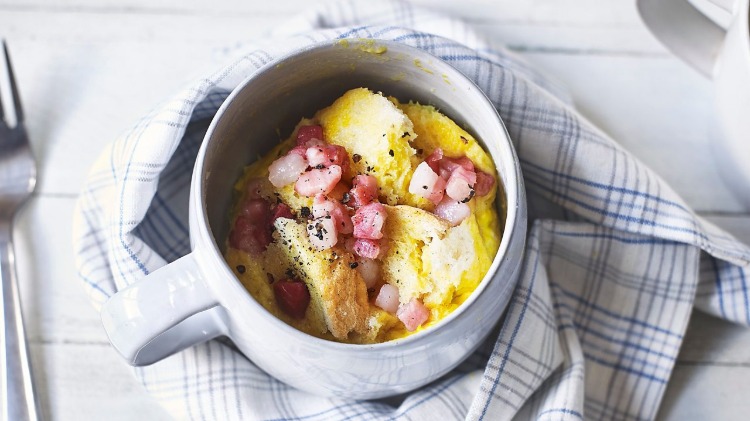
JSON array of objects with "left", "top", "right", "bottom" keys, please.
[{"left": 71, "top": 1, "right": 750, "bottom": 420}]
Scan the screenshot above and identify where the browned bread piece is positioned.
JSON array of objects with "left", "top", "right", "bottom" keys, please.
[{"left": 273, "top": 217, "right": 369, "bottom": 340}]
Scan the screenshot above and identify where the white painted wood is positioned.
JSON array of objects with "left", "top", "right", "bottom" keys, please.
[
  {"left": 2, "top": 0, "right": 749, "bottom": 419},
  {"left": 29, "top": 343, "right": 171, "bottom": 421},
  {"left": 658, "top": 365, "right": 750, "bottom": 420}
]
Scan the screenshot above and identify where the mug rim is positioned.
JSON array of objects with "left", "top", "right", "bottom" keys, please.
[{"left": 192, "top": 38, "right": 524, "bottom": 350}]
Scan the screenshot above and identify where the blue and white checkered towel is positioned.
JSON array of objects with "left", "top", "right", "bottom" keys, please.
[{"left": 72, "top": 1, "right": 750, "bottom": 419}]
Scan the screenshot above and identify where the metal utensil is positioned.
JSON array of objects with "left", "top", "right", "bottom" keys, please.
[{"left": 0, "top": 40, "right": 42, "bottom": 421}]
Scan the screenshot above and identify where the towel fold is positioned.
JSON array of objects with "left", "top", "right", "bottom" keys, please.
[{"left": 72, "top": 1, "right": 750, "bottom": 419}]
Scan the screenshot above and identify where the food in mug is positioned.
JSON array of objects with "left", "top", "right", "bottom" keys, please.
[{"left": 224, "top": 88, "right": 502, "bottom": 343}]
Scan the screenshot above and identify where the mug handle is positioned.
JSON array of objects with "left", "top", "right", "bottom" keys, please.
[
  {"left": 637, "top": 0, "right": 729, "bottom": 78},
  {"left": 100, "top": 253, "right": 226, "bottom": 366}
]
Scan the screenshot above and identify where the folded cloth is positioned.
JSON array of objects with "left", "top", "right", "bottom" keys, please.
[{"left": 72, "top": 0, "right": 750, "bottom": 419}]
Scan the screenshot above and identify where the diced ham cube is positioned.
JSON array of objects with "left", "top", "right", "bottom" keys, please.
[
  {"left": 306, "top": 144, "right": 350, "bottom": 174},
  {"left": 273, "top": 278, "right": 310, "bottom": 319},
  {"left": 408, "top": 162, "right": 446, "bottom": 204},
  {"left": 296, "top": 125, "right": 324, "bottom": 146},
  {"left": 375, "top": 284, "right": 400, "bottom": 314},
  {"left": 312, "top": 194, "right": 353, "bottom": 235},
  {"left": 440, "top": 156, "right": 475, "bottom": 176},
  {"left": 288, "top": 144, "right": 309, "bottom": 158},
  {"left": 445, "top": 166, "right": 477, "bottom": 202},
  {"left": 268, "top": 153, "right": 308, "bottom": 188},
  {"left": 348, "top": 175, "right": 378, "bottom": 208},
  {"left": 229, "top": 216, "right": 272, "bottom": 255},
  {"left": 425, "top": 148, "right": 443, "bottom": 173},
  {"left": 306, "top": 216, "right": 338, "bottom": 250},
  {"left": 355, "top": 258, "right": 380, "bottom": 288},
  {"left": 474, "top": 171, "right": 495, "bottom": 197},
  {"left": 434, "top": 196, "right": 471, "bottom": 226},
  {"left": 352, "top": 202, "right": 387, "bottom": 240},
  {"left": 351, "top": 238, "right": 381, "bottom": 259},
  {"left": 238, "top": 198, "right": 271, "bottom": 222},
  {"left": 270, "top": 203, "right": 294, "bottom": 223},
  {"left": 397, "top": 299, "right": 430, "bottom": 331},
  {"left": 294, "top": 165, "right": 343, "bottom": 197}
]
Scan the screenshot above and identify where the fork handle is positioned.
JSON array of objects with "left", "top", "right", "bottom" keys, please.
[{"left": 0, "top": 221, "right": 42, "bottom": 421}]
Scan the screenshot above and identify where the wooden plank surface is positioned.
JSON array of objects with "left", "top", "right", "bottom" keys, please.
[{"left": 2, "top": 0, "right": 749, "bottom": 419}]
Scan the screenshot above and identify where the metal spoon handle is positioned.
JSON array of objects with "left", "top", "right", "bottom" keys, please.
[{"left": 1, "top": 222, "right": 41, "bottom": 421}]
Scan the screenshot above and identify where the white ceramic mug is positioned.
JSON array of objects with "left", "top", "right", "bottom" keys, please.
[
  {"left": 99, "top": 40, "right": 528, "bottom": 399},
  {"left": 638, "top": 0, "right": 750, "bottom": 207}
]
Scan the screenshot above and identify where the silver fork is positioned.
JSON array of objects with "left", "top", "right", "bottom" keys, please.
[{"left": 0, "top": 41, "right": 42, "bottom": 421}]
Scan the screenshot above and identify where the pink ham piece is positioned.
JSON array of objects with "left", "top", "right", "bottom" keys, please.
[
  {"left": 296, "top": 125, "right": 323, "bottom": 146},
  {"left": 445, "top": 166, "right": 477, "bottom": 203},
  {"left": 424, "top": 148, "right": 443, "bottom": 173},
  {"left": 474, "top": 171, "right": 495, "bottom": 197},
  {"left": 238, "top": 198, "right": 271, "bottom": 221},
  {"left": 268, "top": 153, "right": 308, "bottom": 188},
  {"left": 273, "top": 278, "right": 310, "bottom": 319},
  {"left": 229, "top": 216, "right": 272, "bottom": 255},
  {"left": 312, "top": 194, "right": 353, "bottom": 235},
  {"left": 434, "top": 196, "right": 471, "bottom": 226},
  {"left": 352, "top": 202, "right": 387, "bottom": 240},
  {"left": 347, "top": 175, "right": 378, "bottom": 208},
  {"left": 408, "top": 162, "right": 446, "bottom": 204},
  {"left": 355, "top": 258, "right": 380, "bottom": 288},
  {"left": 375, "top": 284, "right": 400, "bottom": 314},
  {"left": 306, "top": 144, "right": 350, "bottom": 174},
  {"left": 440, "top": 156, "right": 474, "bottom": 174},
  {"left": 306, "top": 216, "right": 338, "bottom": 250},
  {"left": 294, "top": 165, "right": 342, "bottom": 197},
  {"left": 270, "top": 203, "right": 294, "bottom": 223},
  {"left": 397, "top": 299, "right": 430, "bottom": 331},
  {"left": 351, "top": 238, "right": 381, "bottom": 259}
]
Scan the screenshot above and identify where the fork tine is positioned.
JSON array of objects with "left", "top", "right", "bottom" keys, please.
[
  {"left": 0, "top": 41, "right": 4, "bottom": 121},
  {"left": 2, "top": 40, "right": 23, "bottom": 123}
]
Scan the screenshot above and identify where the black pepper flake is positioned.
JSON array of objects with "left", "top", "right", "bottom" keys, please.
[
  {"left": 382, "top": 133, "right": 386, "bottom": 137},
  {"left": 301, "top": 207, "right": 311, "bottom": 217},
  {"left": 308, "top": 224, "right": 314, "bottom": 230},
  {"left": 349, "top": 262, "right": 359, "bottom": 269},
  {"left": 315, "top": 164, "right": 325, "bottom": 170},
  {"left": 236, "top": 265, "right": 246, "bottom": 274},
  {"left": 389, "top": 149, "right": 394, "bottom": 157},
  {"left": 341, "top": 192, "right": 350, "bottom": 203},
  {"left": 285, "top": 268, "right": 295, "bottom": 278},
  {"left": 460, "top": 135, "right": 468, "bottom": 144},
  {"left": 352, "top": 154, "right": 362, "bottom": 163},
  {"left": 461, "top": 189, "right": 476, "bottom": 203},
  {"left": 402, "top": 132, "right": 409, "bottom": 138},
  {"left": 324, "top": 215, "right": 331, "bottom": 219}
]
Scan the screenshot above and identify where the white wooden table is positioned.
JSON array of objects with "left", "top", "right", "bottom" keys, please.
[{"left": 3, "top": 0, "right": 750, "bottom": 419}]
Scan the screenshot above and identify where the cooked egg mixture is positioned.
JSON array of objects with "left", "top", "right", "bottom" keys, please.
[{"left": 225, "top": 88, "right": 503, "bottom": 343}]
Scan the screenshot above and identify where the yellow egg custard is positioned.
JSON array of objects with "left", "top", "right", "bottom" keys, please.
[{"left": 224, "top": 87, "right": 503, "bottom": 343}]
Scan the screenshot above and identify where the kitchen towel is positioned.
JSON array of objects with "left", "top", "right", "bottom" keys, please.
[{"left": 72, "top": 0, "right": 750, "bottom": 419}]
